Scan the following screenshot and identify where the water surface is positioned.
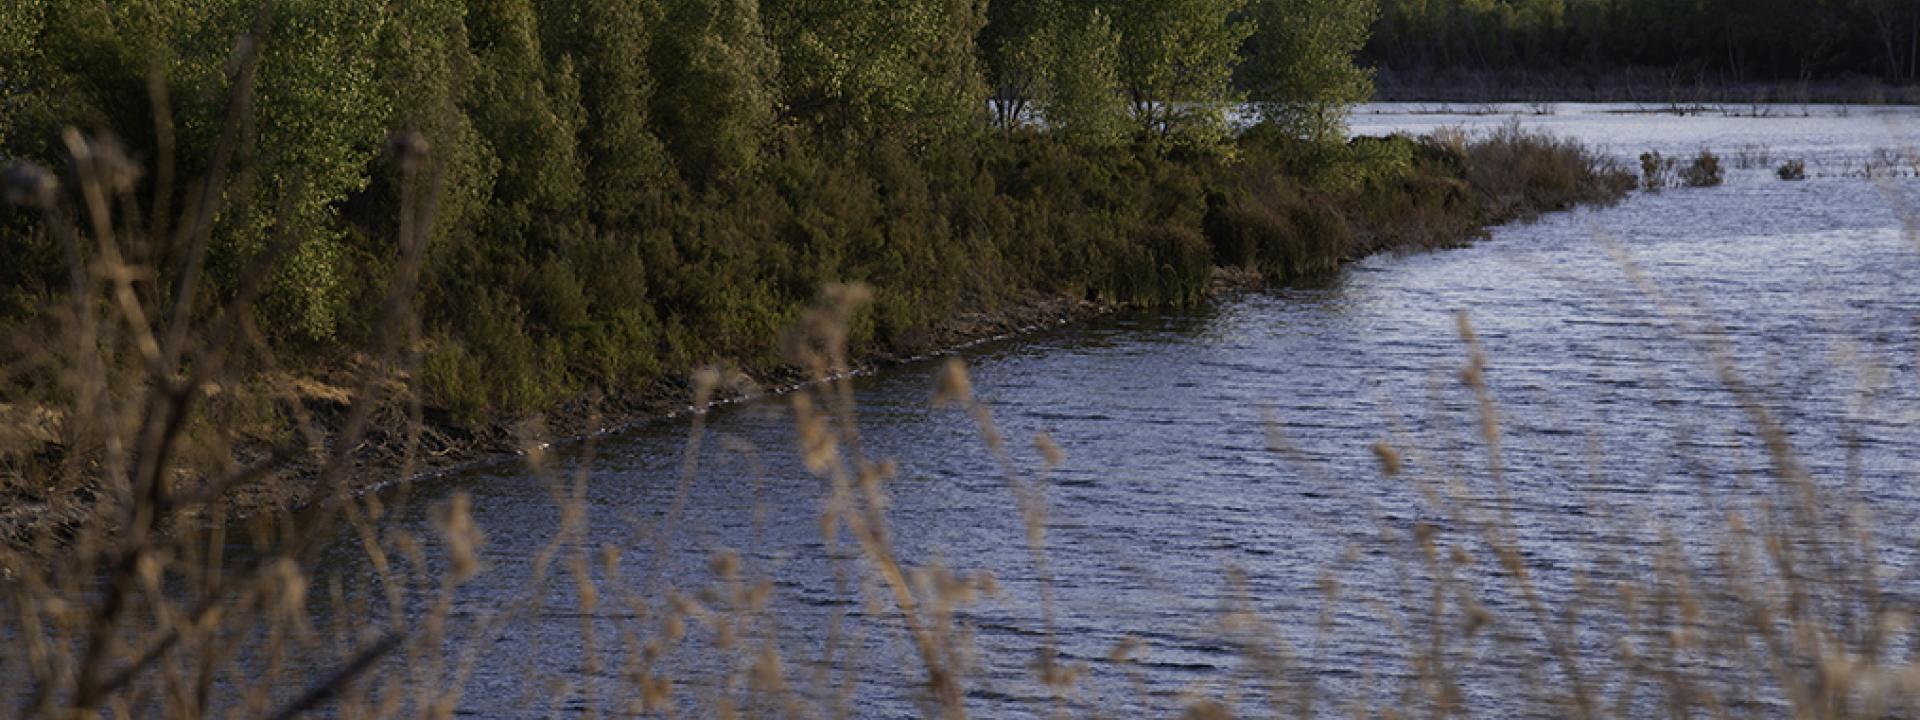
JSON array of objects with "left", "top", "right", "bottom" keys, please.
[{"left": 315, "top": 103, "right": 1920, "bottom": 717}]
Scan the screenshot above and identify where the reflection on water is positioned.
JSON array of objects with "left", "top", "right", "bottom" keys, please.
[{"left": 307, "top": 105, "right": 1920, "bottom": 717}]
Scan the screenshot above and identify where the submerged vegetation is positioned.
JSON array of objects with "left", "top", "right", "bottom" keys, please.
[{"left": 1680, "top": 149, "right": 1726, "bottom": 188}]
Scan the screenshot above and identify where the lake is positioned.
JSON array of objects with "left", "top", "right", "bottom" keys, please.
[{"left": 309, "top": 103, "right": 1920, "bottom": 717}]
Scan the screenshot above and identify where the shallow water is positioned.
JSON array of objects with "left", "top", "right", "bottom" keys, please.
[{"left": 310, "top": 104, "right": 1920, "bottom": 717}]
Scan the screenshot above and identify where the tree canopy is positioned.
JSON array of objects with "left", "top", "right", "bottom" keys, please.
[
  {"left": 1108, "top": 0, "right": 1253, "bottom": 146},
  {"left": 1242, "top": 0, "right": 1377, "bottom": 143}
]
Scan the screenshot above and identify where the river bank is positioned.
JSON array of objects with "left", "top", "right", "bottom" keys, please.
[
  {"left": 0, "top": 127, "right": 1633, "bottom": 559},
  {"left": 0, "top": 287, "right": 1121, "bottom": 558}
]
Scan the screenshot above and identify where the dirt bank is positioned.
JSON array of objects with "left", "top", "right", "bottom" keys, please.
[{"left": 0, "top": 288, "right": 1129, "bottom": 559}]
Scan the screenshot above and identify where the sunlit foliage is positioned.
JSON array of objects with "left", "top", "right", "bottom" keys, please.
[{"left": 1, "top": 0, "right": 1392, "bottom": 417}]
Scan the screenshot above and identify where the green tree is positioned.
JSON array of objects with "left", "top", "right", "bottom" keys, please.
[
  {"left": 6, "top": 4, "right": 126, "bottom": 164},
  {"left": 983, "top": 0, "right": 1057, "bottom": 134},
  {"left": 1107, "top": 0, "right": 1252, "bottom": 147},
  {"left": 551, "top": 0, "right": 677, "bottom": 225},
  {"left": 0, "top": 0, "right": 52, "bottom": 321},
  {"left": 915, "top": 0, "right": 993, "bottom": 139},
  {"left": 762, "top": 0, "right": 988, "bottom": 142},
  {"left": 1241, "top": 0, "right": 1378, "bottom": 143},
  {"left": 254, "top": 0, "right": 389, "bottom": 225},
  {"left": 376, "top": 0, "right": 496, "bottom": 241},
  {"left": 0, "top": 0, "right": 44, "bottom": 151},
  {"left": 466, "top": 0, "right": 588, "bottom": 238},
  {"left": 649, "top": 0, "right": 776, "bottom": 186},
  {"left": 1044, "top": 7, "right": 1129, "bottom": 147},
  {"left": 249, "top": 0, "right": 392, "bottom": 340},
  {"left": 6, "top": 0, "right": 394, "bottom": 341}
]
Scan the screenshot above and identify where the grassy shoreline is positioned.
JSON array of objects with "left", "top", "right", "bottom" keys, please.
[{"left": 0, "top": 125, "right": 1633, "bottom": 557}]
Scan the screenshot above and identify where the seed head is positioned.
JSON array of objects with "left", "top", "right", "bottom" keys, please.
[
  {"left": 933, "top": 358, "right": 972, "bottom": 408},
  {"left": 1035, "top": 434, "right": 1065, "bottom": 468},
  {"left": 1372, "top": 441, "right": 1402, "bottom": 477}
]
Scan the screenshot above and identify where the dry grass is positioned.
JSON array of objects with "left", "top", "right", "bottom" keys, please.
[{"left": 0, "top": 22, "right": 446, "bottom": 713}]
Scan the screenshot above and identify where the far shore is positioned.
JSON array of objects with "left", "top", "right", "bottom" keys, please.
[{"left": 1371, "top": 67, "right": 1920, "bottom": 106}]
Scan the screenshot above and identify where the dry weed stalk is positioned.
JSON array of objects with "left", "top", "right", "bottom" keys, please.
[{"left": 0, "top": 8, "right": 459, "bottom": 715}]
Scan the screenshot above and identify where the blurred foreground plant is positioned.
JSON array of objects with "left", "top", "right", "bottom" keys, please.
[{"left": 0, "top": 12, "right": 454, "bottom": 714}]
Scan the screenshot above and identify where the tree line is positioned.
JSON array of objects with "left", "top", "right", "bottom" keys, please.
[
  {"left": 1367, "top": 0, "right": 1920, "bottom": 85},
  {"left": 0, "top": 0, "right": 1376, "bottom": 418}
]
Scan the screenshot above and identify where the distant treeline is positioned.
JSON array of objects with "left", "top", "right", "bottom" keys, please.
[{"left": 1366, "top": 0, "right": 1920, "bottom": 86}]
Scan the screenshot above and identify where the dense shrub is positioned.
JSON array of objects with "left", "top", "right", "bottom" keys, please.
[
  {"left": 1456, "top": 122, "right": 1631, "bottom": 221},
  {"left": 1203, "top": 180, "right": 1349, "bottom": 281},
  {"left": 1143, "top": 223, "right": 1216, "bottom": 305},
  {"left": 1681, "top": 149, "right": 1725, "bottom": 187}
]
